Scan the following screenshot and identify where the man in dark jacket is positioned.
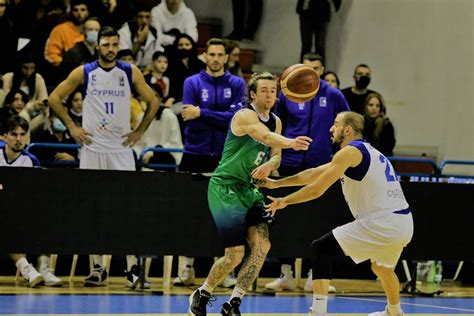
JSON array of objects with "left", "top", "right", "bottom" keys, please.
[{"left": 175, "top": 38, "right": 246, "bottom": 287}]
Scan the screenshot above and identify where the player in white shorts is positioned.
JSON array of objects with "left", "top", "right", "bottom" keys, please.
[
  {"left": 262, "top": 111, "right": 413, "bottom": 316},
  {"left": 48, "top": 26, "right": 159, "bottom": 286}
]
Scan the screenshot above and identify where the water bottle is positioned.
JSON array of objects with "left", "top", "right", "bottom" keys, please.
[{"left": 434, "top": 261, "right": 443, "bottom": 287}]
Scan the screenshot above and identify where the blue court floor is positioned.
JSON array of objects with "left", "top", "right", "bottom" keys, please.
[{"left": 1, "top": 294, "right": 473, "bottom": 315}]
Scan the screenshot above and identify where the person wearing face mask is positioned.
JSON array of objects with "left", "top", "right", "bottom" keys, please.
[
  {"left": 60, "top": 17, "right": 101, "bottom": 81},
  {"left": 363, "top": 92, "right": 395, "bottom": 157},
  {"left": 66, "top": 88, "right": 83, "bottom": 128},
  {"left": 342, "top": 64, "right": 382, "bottom": 115},
  {"left": 118, "top": 6, "right": 164, "bottom": 69}
]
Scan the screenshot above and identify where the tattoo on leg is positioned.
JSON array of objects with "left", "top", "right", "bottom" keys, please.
[
  {"left": 237, "top": 223, "right": 270, "bottom": 289},
  {"left": 206, "top": 246, "right": 244, "bottom": 288}
]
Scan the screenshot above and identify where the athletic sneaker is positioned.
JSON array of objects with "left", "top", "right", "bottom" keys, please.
[
  {"left": 220, "top": 297, "right": 241, "bottom": 315},
  {"left": 125, "top": 264, "right": 150, "bottom": 289},
  {"left": 84, "top": 264, "right": 107, "bottom": 286},
  {"left": 219, "top": 273, "right": 237, "bottom": 288},
  {"left": 368, "top": 307, "right": 405, "bottom": 316},
  {"left": 174, "top": 265, "right": 195, "bottom": 286},
  {"left": 307, "top": 307, "right": 327, "bottom": 316},
  {"left": 21, "top": 264, "right": 44, "bottom": 287},
  {"left": 188, "top": 289, "right": 215, "bottom": 315},
  {"left": 265, "top": 265, "right": 296, "bottom": 290},
  {"left": 39, "top": 266, "right": 63, "bottom": 287},
  {"left": 304, "top": 269, "right": 336, "bottom": 293}
]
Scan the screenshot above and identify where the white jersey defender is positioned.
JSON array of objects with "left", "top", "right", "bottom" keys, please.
[
  {"left": 333, "top": 140, "right": 414, "bottom": 268},
  {"left": 82, "top": 60, "right": 132, "bottom": 153}
]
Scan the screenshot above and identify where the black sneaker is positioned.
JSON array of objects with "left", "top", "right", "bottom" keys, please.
[
  {"left": 84, "top": 264, "right": 107, "bottom": 287},
  {"left": 220, "top": 297, "right": 241, "bottom": 316},
  {"left": 188, "top": 289, "right": 215, "bottom": 315},
  {"left": 125, "top": 264, "right": 151, "bottom": 289}
]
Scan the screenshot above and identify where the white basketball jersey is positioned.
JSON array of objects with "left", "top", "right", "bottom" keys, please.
[
  {"left": 83, "top": 60, "right": 133, "bottom": 153},
  {"left": 0, "top": 146, "right": 40, "bottom": 167},
  {"left": 340, "top": 141, "right": 409, "bottom": 219}
]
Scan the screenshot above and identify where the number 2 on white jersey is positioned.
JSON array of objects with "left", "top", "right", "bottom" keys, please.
[{"left": 379, "top": 154, "right": 396, "bottom": 182}]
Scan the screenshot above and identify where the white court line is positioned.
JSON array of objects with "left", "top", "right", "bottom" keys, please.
[{"left": 338, "top": 296, "right": 474, "bottom": 313}]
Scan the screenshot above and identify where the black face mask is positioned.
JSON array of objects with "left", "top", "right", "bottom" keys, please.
[
  {"left": 355, "top": 75, "right": 371, "bottom": 90},
  {"left": 178, "top": 48, "right": 193, "bottom": 58}
]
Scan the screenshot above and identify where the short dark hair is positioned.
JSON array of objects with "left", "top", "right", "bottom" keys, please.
[
  {"left": 152, "top": 51, "right": 167, "bottom": 61},
  {"left": 302, "top": 52, "right": 324, "bottom": 66},
  {"left": 117, "top": 49, "right": 133, "bottom": 59},
  {"left": 4, "top": 89, "right": 28, "bottom": 108},
  {"left": 246, "top": 72, "right": 277, "bottom": 105},
  {"left": 353, "top": 64, "right": 370, "bottom": 76},
  {"left": 205, "top": 38, "right": 226, "bottom": 52},
  {"left": 71, "top": 0, "right": 89, "bottom": 9},
  {"left": 341, "top": 111, "right": 365, "bottom": 136},
  {"left": 98, "top": 26, "right": 119, "bottom": 43},
  {"left": 6, "top": 115, "right": 29, "bottom": 133}
]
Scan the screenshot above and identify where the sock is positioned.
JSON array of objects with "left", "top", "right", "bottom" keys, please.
[
  {"left": 199, "top": 280, "right": 214, "bottom": 294},
  {"left": 126, "top": 255, "right": 138, "bottom": 271},
  {"left": 281, "top": 264, "right": 293, "bottom": 277},
  {"left": 15, "top": 257, "right": 29, "bottom": 273},
  {"left": 387, "top": 302, "right": 402, "bottom": 315},
  {"left": 93, "top": 255, "right": 103, "bottom": 267},
  {"left": 183, "top": 256, "right": 195, "bottom": 268},
  {"left": 37, "top": 255, "right": 49, "bottom": 270},
  {"left": 311, "top": 294, "right": 328, "bottom": 314},
  {"left": 230, "top": 286, "right": 246, "bottom": 301}
]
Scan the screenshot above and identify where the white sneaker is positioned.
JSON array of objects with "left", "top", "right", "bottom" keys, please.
[
  {"left": 304, "top": 270, "right": 336, "bottom": 292},
  {"left": 173, "top": 266, "right": 195, "bottom": 286},
  {"left": 368, "top": 307, "right": 405, "bottom": 316},
  {"left": 265, "top": 265, "right": 296, "bottom": 290},
  {"left": 307, "top": 307, "right": 327, "bottom": 316},
  {"left": 219, "top": 273, "right": 237, "bottom": 288},
  {"left": 21, "top": 264, "right": 44, "bottom": 287},
  {"left": 39, "top": 266, "right": 63, "bottom": 287}
]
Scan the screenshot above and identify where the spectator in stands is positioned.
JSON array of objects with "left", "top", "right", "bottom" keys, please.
[
  {"left": 342, "top": 64, "right": 381, "bottom": 114},
  {"left": 297, "top": 0, "right": 341, "bottom": 62},
  {"left": 60, "top": 17, "right": 100, "bottom": 80},
  {"left": 66, "top": 88, "right": 83, "bottom": 127},
  {"left": 0, "top": 89, "right": 29, "bottom": 137},
  {"left": 322, "top": 71, "right": 340, "bottom": 89},
  {"left": 2, "top": 54, "right": 49, "bottom": 136},
  {"left": 118, "top": 6, "right": 164, "bottom": 69},
  {"left": 1, "top": 115, "right": 63, "bottom": 287},
  {"left": 134, "top": 84, "right": 183, "bottom": 169},
  {"left": 224, "top": 39, "right": 243, "bottom": 78},
  {"left": 363, "top": 92, "right": 396, "bottom": 157},
  {"left": 150, "top": 0, "right": 198, "bottom": 48},
  {"left": 117, "top": 48, "right": 136, "bottom": 65},
  {"left": 226, "top": 0, "right": 263, "bottom": 42},
  {"left": 88, "top": 0, "right": 132, "bottom": 30},
  {"left": 144, "top": 51, "right": 174, "bottom": 107},
  {"left": 266, "top": 53, "right": 348, "bottom": 292},
  {"left": 0, "top": 0, "right": 18, "bottom": 75},
  {"left": 44, "top": 0, "right": 89, "bottom": 66},
  {"left": 174, "top": 38, "right": 246, "bottom": 287},
  {"left": 31, "top": 111, "right": 79, "bottom": 167}
]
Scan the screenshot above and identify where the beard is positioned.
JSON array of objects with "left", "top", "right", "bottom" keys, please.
[
  {"left": 331, "top": 132, "right": 345, "bottom": 148},
  {"left": 208, "top": 63, "right": 224, "bottom": 73},
  {"left": 11, "top": 144, "right": 24, "bottom": 153},
  {"left": 100, "top": 52, "right": 117, "bottom": 63}
]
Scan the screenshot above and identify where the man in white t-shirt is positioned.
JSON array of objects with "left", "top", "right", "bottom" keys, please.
[{"left": 262, "top": 112, "right": 413, "bottom": 316}]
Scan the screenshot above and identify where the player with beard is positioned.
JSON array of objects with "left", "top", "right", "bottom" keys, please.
[
  {"left": 173, "top": 38, "right": 247, "bottom": 288},
  {"left": 48, "top": 26, "right": 159, "bottom": 287},
  {"left": 260, "top": 111, "right": 413, "bottom": 316}
]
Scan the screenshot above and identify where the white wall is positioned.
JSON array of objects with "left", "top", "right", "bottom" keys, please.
[{"left": 186, "top": 0, "right": 474, "bottom": 162}]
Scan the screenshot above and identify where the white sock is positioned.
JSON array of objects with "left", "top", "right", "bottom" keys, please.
[
  {"left": 230, "top": 286, "right": 246, "bottom": 301},
  {"left": 311, "top": 294, "right": 328, "bottom": 314},
  {"left": 281, "top": 264, "right": 293, "bottom": 277},
  {"left": 199, "top": 280, "right": 214, "bottom": 294},
  {"left": 387, "top": 302, "right": 402, "bottom": 315},
  {"left": 37, "top": 255, "right": 50, "bottom": 270},
  {"left": 183, "top": 256, "right": 194, "bottom": 268},
  {"left": 126, "top": 255, "right": 138, "bottom": 270},
  {"left": 93, "top": 255, "right": 103, "bottom": 267},
  {"left": 15, "top": 257, "right": 29, "bottom": 273}
]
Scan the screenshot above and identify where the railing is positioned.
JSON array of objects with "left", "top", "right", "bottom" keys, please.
[
  {"left": 138, "top": 147, "right": 184, "bottom": 170},
  {"left": 26, "top": 142, "right": 80, "bottom": 168}
]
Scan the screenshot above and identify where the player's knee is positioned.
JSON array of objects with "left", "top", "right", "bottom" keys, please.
[
  {"left": 371, "top": 262, "right": 391, "bottom": 277},
  {"left": 224, "top": 248, "right": 245, "bottom": 267},
  {"left": 261, "top": 238, "right": 271, "bottom": 255}
]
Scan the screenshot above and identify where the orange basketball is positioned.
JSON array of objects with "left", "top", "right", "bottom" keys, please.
[{"left": 280, "top": 64, "right": 320, "bottom": 103}]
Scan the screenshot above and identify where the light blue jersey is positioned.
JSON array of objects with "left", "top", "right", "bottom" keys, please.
[{"left": 82, "top": 60, "right": 133, "bottom": 153}]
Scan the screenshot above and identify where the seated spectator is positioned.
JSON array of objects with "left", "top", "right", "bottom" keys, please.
[
  {"left": 44, "top": 0, "right": 89, "bottom": 66},
  {"left": 2, "top": 54, "right": 49, "bottom": 135},
  {"left": 224, "top": 39, "right": 243, "bottom": 78},
  {"left": 60, "top": 17, "right": 100, "bottom": 80},
  {"left": 1, "top": 116, "right": 62, "bottom": 287},
  {"left": 363, "top": 92, "right": 396, "bottom": 156},
  {"left": 151, "top": 0, "right": 198, "bottom": 48},
  {"left": 66, "top": 88, "right": 83, "bottom": 127},
  {"left": 134, "top": 85, "right": 183, "bottom": 169},
  {"left": 118, "top": 6, "right": 164, "bottom": 69},
  {"left": 144, "top": 51, "right": 174, "bottom": 107},
  {"left": 31, "top": 111, "right": 78, "bottom": 168},
  {"left": 322, "top": 71, "right": 340, "bottom": 89},
  {"left": 117, "top": 49, "right": 136, "bottom": 65},
  {"left": 0, "top": 89, "right": 29, "bottom": 137}
]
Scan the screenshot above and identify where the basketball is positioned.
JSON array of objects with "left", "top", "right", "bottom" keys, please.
[{"left": 280, "top": 64, "right": 320, "bottom": 103}]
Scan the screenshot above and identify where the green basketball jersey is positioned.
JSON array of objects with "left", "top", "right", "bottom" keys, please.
[{"left": 211, "top": 109, "right": 277, "bottom": 185}]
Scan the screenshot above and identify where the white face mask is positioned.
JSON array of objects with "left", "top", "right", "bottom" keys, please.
[
  {"left": 52, "top": 118, "right": 67, "bottom": 133},
  {"left": 86, "top": 30, "right": 99, "bottom": 44}
]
